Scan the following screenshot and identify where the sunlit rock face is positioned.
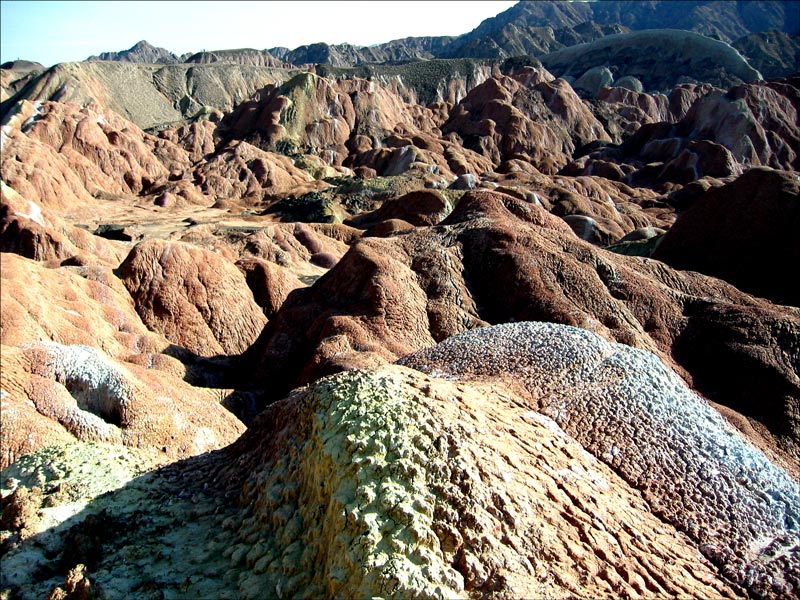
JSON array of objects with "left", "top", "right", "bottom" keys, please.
[{"left": 1, "top": 10, "right": 799, "bottom": 597}]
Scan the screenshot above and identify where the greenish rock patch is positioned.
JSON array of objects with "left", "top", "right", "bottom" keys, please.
[{"left": 231, "top": 368, "right": 462, "bottom": 599}]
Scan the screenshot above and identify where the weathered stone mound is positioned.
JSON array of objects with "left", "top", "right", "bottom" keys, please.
[
  {"left": 540, "top": 29, "right": 762, "bottom": 93},
  {"left": 571, "top": 76, "right": 799, "bottom": 187},
  {"left": 400, "top": 322, "right": 800, "bottom": 598},
  {"left": 248, "top": 190, "right": 800, "bottom": 472},
  {"left": 191, "top": 140, "right": 317, "bottom": 204},
  {"left": 653, "top": 167, "right": 800, "bottom": 306},
  {"left": 117, "top": 239, "right": 267, "bottom": 356},
  {"left": 0, "top": 98, "right": 225, "bottom": 227},
  {"left": 0, "top": 253, "right": 163, "bottom": 358},
  {"left": 677, "top": 76, "right": 800, "bottom": 171},
  {"left": 441, "top": 72, "right": 610, "bottom": 173},
  {"left": 219, "top": 71, "right": 463, "bottom": 177},
  {"left": 2, "top": 362, "right": 754, "bottom": 599},
  {"left": 0, "top": 61, "right": 45, "bottom": 102},
  {"left": 590, "top": 82, "right": 716, "bottom": 143},
  {"left": 345, "top": 190, "right": 452, "bottom": 229},
  {"left": 0, "top": 182, "right": 125, "bottom": 266},
  {"left": 222, "top": 363, "right": 745, "bottom": 599}
]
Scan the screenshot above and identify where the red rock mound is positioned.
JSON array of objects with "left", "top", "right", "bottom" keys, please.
[
  {"left": 0, "top": 253, "right": 246, "bottom": 468},
  {"left": 442, "top": 73, "right": 610, "bottom": 173},
  {"left": 346, "top": 189, "right": 452, "bottom": 228},
  {"left": 1, "top": 342, "right": 245, "bottom": 469},
  {"left": 1, "top": 182, "right": 125, "bottom": 266},
  {"left": 248, "top": 190, "right": 800, "bottom": 469},
  {"left": 117, "top": 239, "right": 267, "bottom": 356},
  {"left": 400, "top": 322, "right": 800, "bottom": 598}
]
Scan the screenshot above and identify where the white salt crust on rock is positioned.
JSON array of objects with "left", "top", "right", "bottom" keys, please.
[
  {"left": 228, "top": 364, "right": 738, "bottom": 599},
  {"left": 399, "top": 321, "right": 800, "bottom": 598}
]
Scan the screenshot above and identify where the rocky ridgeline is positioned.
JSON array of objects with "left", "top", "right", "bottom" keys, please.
[
  {"left": 3, "top": 1, "right": 798, "bottom": 130},
  {"left": 1, "top": 12, "right": 800, "bottom": 600}
]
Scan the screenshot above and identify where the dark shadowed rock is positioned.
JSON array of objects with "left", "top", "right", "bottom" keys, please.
[
  {"left": 345, "top": 190, "right": 452, "bottom": 229},
  {"left": 441, "top": 73, "right": 610, "bottom": 173},
  {"left": 653, "top": 167, "right": 800, "bottom": 306},
  {"left": 246, "top": 191, "right": 800, "bottom": 475}
]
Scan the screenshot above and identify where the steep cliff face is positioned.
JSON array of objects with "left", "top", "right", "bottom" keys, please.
[
  {"left": 316, "top": 58, "right": 499, "bottom": 104},
  {"left": 0, "top": 59, "right": 502, "bottom": 131}
]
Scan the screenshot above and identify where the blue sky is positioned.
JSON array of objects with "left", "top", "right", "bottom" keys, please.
[{"left": 1, "top": 1, "right": 519, "bottom": 66}]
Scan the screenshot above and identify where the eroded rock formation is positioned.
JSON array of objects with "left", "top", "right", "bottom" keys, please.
[{"left": 2, "top": 24, "right": 799, "bottom": 598}]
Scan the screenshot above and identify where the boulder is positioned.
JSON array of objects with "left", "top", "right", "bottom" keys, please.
[
  {"left": 117, "top": 239, "right": 267, "bottom": 356},
  {"left": 573, "top": 65, "right": 614, "bottom": 96}
]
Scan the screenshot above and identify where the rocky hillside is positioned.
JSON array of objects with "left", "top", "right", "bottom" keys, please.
[
  {"left": 539, "top": 29, "right": 763, "bottom": 93},
  {"left": 75, "top": 2, "right": 800, "bottom": 79},
  {"left": 1, "top": 3, "right": 799, "bottom": 599},
  {"left": 86, "top": 39, "right": 182, "bottom": 64},
  {"left": 0, "top": 61, "right": 295, "bottom": 129},
  {"left": 733, "top": 30, "right": 800, "bottom": 78},
  {"left": 460, "top": 0, "right": 799, "bottom": 51},
  {"left": 184, "top": 48, "right": 292, "bottom": 68}
]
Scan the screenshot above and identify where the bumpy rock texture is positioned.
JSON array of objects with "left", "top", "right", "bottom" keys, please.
[
  {"left": 117, "top": 239, "right": 267, "bottom": 356},
  {"left": 249, "top": 189, "right": 800, "bottom": 474},
  {"left": 400, "top": 322, "right": 800, "bottom": 598},
  {"left": 5, "top": 351, "right": 776, "bottom": 599}
]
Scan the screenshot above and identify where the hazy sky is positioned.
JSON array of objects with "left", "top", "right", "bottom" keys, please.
[{"left": 1, "top": 1, "right": 520, "bottom": 66}]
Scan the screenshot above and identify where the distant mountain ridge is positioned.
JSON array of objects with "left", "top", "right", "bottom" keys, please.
[
  {"left": 86, "top": 39, "right": 184, "bottom": 64},
  {"left": 81, "top": 1, "right": 800, "bottom": 69},
  {"left": 3, "top": 0, "right": 797, "bottom": 130}
]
